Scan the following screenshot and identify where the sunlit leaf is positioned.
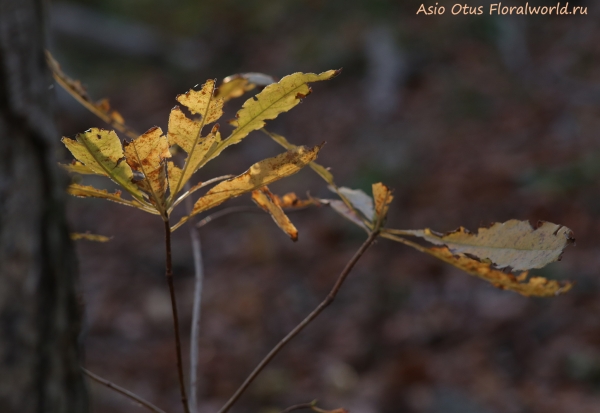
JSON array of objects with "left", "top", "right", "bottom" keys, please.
[
  {"left": 176, "top": 79, "right": 224, "bottom": 123},
  {"left": 67, "top": 184, "right": 156, "bottom": 213},
  {"left": 59, "top": 160, "right": 97, "bottom": 175},
  {"left": 167, "top": 80, "right": 224, "bottom": 199},
  {"left": 171, "top": 144, "right": 322, "bottom": 231},
  {"left": 401, "top": 220, "right": 574, "bottom": 271},
  {"left": 219, "top": 70, "right": 340, "bottom": 152},
  {"left": 71, "top": 232, "right": 111, "bottom": 242},
  {"left": 252, "top": 187, "right": 299, "bottom": 241},
  {"left": 123, "top": 126, "right": 170, "bottom": 207},
  {"left": 62, "top": 128, "right": 145, "bottom": 200}
]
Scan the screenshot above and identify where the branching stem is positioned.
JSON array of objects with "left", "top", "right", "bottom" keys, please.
[
  {"left": 164, "top": 219, "right": 191, "bottom": 413},
  {"left": 82, "top": 368, "right": 169, "bottom": 413},
  {"left": 217, "top": 230, "right": 380, "bottom": 413}
]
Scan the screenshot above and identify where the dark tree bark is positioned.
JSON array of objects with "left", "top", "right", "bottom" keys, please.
[{"left": 0, "top": 0, "right": 87, "bottom": 412}]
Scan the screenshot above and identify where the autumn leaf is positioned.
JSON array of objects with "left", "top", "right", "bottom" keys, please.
[
  {"left": 171, "top": 144, "right": 322, "bottom": 231},
  {"left": 71, "top": 233, "right": 111, "bottom": 242},
  {"left": 372, "top": 182, "right": 393, "bottom": 224},
  {"left": 273, "top": 192, "right": 319, "bottom": 208},
  {"left": 252, "top": 187, "right": 299, "bottom": 241},
  {"left": 62, "top": 128, "right": 146, "bottom": 201},
  {"left": 46, "top": 51, "right": 138, "bottom": 140},
  {"left": 167, "top": 80, "right": 224, "bottom": 200},
  {"left": 218, "top": 70, "right": 340, "bottom": 153},
  {"left": 400, "top": 220, "right": 574, "bottom": 271},
  {"left": 67, "top": 184, "right": 157, "bottom": 214},
  {"left": 425, "top": 246, "right": 572, "bottom": 297},
  {"left": 123, "top": 126, "right": 171, "bottom": 208},
  {"left": 59, "top": 160, "right": 96, "bottom": 175},
  {"left": 381, "top": 232, "right": 572, "bottom": 297},
  {"left": 262, "top": 129, "right": 335, "bottom": 184}
]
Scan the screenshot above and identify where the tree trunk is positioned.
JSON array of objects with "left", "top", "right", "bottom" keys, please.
[{"left": 0, "top": 0, "right": 87, "bottom": 412}]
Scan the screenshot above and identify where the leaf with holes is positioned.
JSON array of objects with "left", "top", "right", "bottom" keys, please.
[{"left": 401, "top": 220, "right": 574, "bottom": 271}]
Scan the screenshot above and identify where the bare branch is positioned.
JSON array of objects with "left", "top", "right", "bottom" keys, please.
[
  {"left": 217, "top": 230, "right": 380, "bottom": 413},
  {"left": 82, "top": 368, "right": 169, "bottom": 413}
]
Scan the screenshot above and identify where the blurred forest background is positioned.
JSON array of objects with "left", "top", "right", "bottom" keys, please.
[{"left": 49, "top": 0, "right": 600, "bottom": 412}]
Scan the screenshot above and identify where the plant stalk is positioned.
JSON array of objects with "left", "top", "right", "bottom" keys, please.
[
  {"left": 83, "top": 368, "right": 169, "bottom": 413},
  {"left": 164, "top": 219, "right": 191, "bottom": 413},
  {"left": 217, "top": 230, "right": 379, "bottom": 413}
]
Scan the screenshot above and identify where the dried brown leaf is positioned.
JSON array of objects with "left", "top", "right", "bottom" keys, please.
[
  {"left": 252, "top": 187, "right": 299, "bottom": 241},
  {"left": 403, "top": 220, "right": 574, "bottom": 271}
]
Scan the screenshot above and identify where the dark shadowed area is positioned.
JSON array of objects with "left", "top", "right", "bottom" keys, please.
[{"left": 49, "top": 0, "right": 600, "bottom": 412}]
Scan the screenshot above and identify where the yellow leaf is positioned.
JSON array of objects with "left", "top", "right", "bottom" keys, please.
[
  {"left": 273, "top": 192, "right": 318, "bottom": 208},
  {"left": 67, "top": 184, "right": 157, "bottom": 214},
  {"left": 62, "top": 128, "right": 145, "bottom": 200},
  {"left": 46, "top": 51, "right": 138, "bottom": 140},
  {"left": 71, "top": 232, "right": 111, "bottom": 242},
  {"left": 167, "top": 80, "right": 224, "bottom": 200},
  {"left": 221, "top": 70, "right": 340, "bottom": 151},
  {"left": 167, "top": 106, "right": 201, "bottom": 152},
  {"left": 401, "top": 220, "right": 574, "bottom": 271},
  {"left": 372, "top": 182, "right": 393, "bottom": 222},
  {"left": 59, "top": 161, "right": 97, "bottom": 175},
  {"left": 262, "top": 128, "right": 335, "bottom": 184},
  {"left": 176, "top": 79, "right": 224, "bottom": 123},
  {"left": 123, "top": 126, "right": 171, "bottom": 207},
  {"left": 171, "top": 144, "right": 321, "bottom": 231},
  {"left": 252, "top": 187, "right": 299, "bottom": 241},
  {"left": 426, "top": 246, "right": 572, "bottom": 297}
]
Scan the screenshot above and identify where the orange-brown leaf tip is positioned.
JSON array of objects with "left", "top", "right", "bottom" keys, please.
[{"left": 333, "top": 68, "right": 343, "bottom": 77}]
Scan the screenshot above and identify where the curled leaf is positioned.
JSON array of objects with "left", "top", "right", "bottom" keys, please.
[
  {"left": 62, "top": 128, "right": 145, "bottom": 200},
  {"left": 372, "top": 182, "right": 393, "bottom": 223},
  {"left": 403, "top": 220, "right": 574, "bottom": 271},
  {"left": 216, "top": 72, "right": 275, "bottom": 102},
  {"left": 252, "top": 187, "right": 299, "bottom": 241}
]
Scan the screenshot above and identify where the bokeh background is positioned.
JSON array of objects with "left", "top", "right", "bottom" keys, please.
[{"left": 49, "top": 0, "right": 600, "bottom": 412}]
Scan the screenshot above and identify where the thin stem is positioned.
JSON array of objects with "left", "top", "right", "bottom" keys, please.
[
  {"left": 196, "top": 206, "right": 263, "bottom": 228},
  {"left": 169, "top": 175, "right": 235, "bottom": 214},
  {"left": 164, "top": 219, "right": 191, "bottom": 413},
  {"left": 82, "top": 368, "right": 169, "bottom": 413},
  {"left": 217, "top": 230, "right": 380, "bottom": 413},
  {"left": 186, "top": 188, "right": 205, "bottom": 413}
]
